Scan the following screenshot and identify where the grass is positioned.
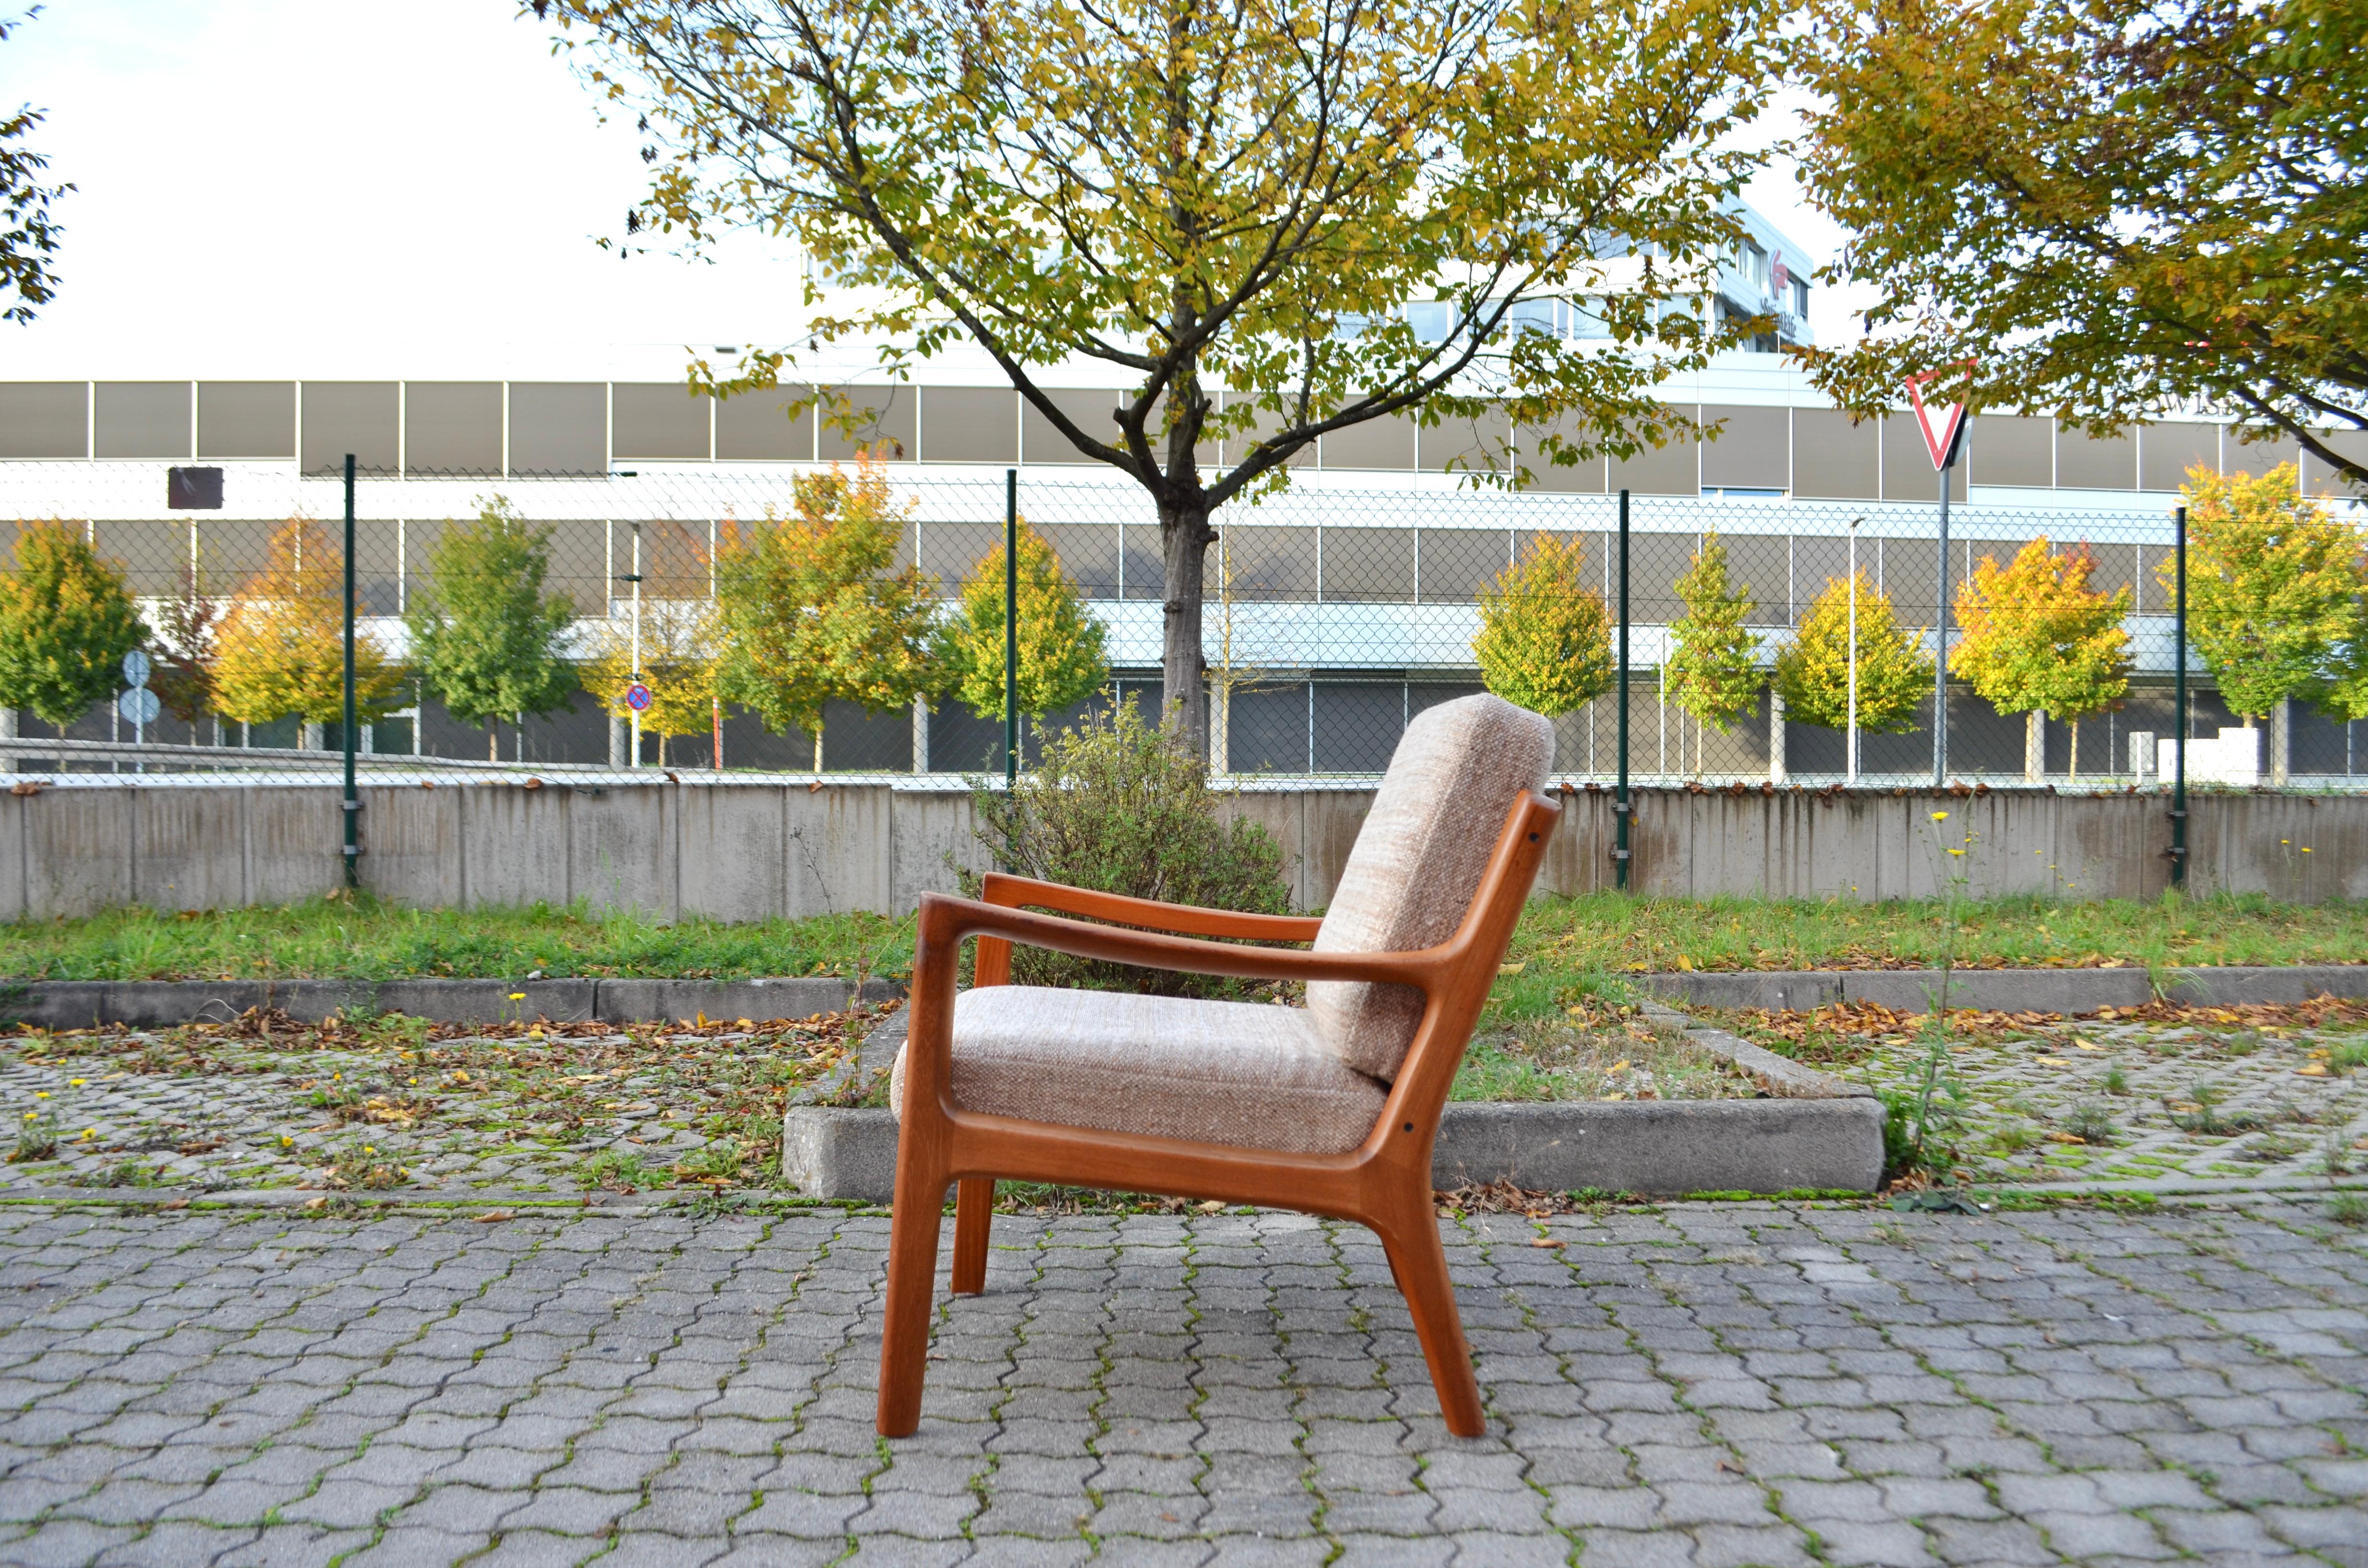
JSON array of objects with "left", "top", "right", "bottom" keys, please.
[{"left": 0, "top": 888, "right": 2360, "bottom": 986}]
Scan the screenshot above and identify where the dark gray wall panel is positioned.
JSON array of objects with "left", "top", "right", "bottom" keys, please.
[
  {"left": 1699, "top": 404, "right": 1788, "bottom": 490},
  {"left": 1519, "top": 412, "right": 1606, "bottom": 493},
  {"left": 1223, "top": 526, "right": 1316, "bottom": 600},
  {"left": 1037, "top": 522, "right": 1120, "bottom": 598},
  {"left": 715, "top": 385, "right": 814, "bottom": 461},
  {"left": 2303, "top": 431, "right": 2368, "bottom": 498},
  {"left": 508, "top": 383, "right": 607, "bottom": 476},
  {"left": 612, "top": 383, "right": 711, "bottom": 461},
  {"left": 1418, "top": 527, "right": 1513, "bottom": 603},
  {"left": 2056, "top": 422, "right": 2136, "bottom": 490},
  {"left": 818, "top": 384, "right": 915, "bottom": 461},
  {"left": 1320, "top": 411, "right": 1416, "bottom": 471},
  {"left": 1320, "top": 527, "right": 1414, "bottom": 602},
  {"left": 404, "top": 383, "right": 502, "bottom": 477},
  {"left": 1023, "top": 388, "right": 1128, "bottom": 466},
  {"left": 1790, "top": 409, "right": 1878, "bottom": 499},
  {"left": 1882, "top": 412, "right": 1965, "bottom": 500},
  {"left": 94, "top": 382, "right": 191, "bottom": 460},
  {"left": 1967, "top": 415, "right": 2051, "bottom": 489},
  {"left": 301, "top": 383, "right": 399, "bottom": 476},
  {"left": 2222, "top": 429, "right": 2299, "bottom": 480},
  {"left": 1423, "top": 404, "right": 1513, "bottom": 474},
  {"left": 919, "top": 386, "right": 1016, "bottom": 464},
  {"left": 1609, "top": 408, "right": 1699, "bottom": 495},
  {"left": 2139, "top": 421, "right": 2219, "bottom": 492},
  {"left": 0, "top": 383, "right": 87, "bottom": 458},
  {"left": 197, "top": 382, "right": 295, "bottom": 459}
]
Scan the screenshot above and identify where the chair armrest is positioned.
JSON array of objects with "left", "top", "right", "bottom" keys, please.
[
  {"left": 926, "top": 892, "right": 1440, "bottom": 989},
  {"left": 972, "top": 873, "right": 1321, "bottom": 983}
]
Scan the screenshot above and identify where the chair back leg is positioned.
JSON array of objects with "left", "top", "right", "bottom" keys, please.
[
  {"left": 951, "top": 1178, "right": 995, "bottom": 1295},
  {"left": 877, "top": 1157, "right": 951, "bottom": 1436},
  {"left": 1373, "top": 1209, "right": 1486, "bottom": 1437}
]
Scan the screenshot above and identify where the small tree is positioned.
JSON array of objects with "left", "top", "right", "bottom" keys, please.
[
  {"left": 407, "top": 498, "right": 579, "bottom": 760},
  {"left": 0, "top": 521, "right": 144, "bottom": 754},
  {"left": 583, "top": 597, "right": 723, "bottom": 766},
  {"left": 937, "top": 522, "right": 1110, "bottom": 744},
  {"left": 1665, "top": 532, "right": 1763, "bottom": 774},
  {"left": 2170, "top": 465, "right": 2368, "bottom": 723},
  {"left": 1473, "top": 534, "right": 1614, "bottom": 720},
  {"left": 148, "top": 559, "right": 223, "bottom": 746},
  {"left": 1773, "top": 572, "right": 1934, "bottom": 734},
  {"left": 1951, "top": 536, "right": 2132, "bottom": 778},
  {"left": 712, "top": 457, "right": 941, "bottom": 769},
  {"left": 214, "top": 517, "right": 405, "bottom": 742}
]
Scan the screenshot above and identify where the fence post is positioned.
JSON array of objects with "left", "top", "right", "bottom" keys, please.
[
  {"left": 341, "top": 454, "right": 360, "bottom": 891},
  {"left": 1934, "top": 445, "right": 1952, "bottom": 786},
  {"left": 2171, "top": 504, "right": 2188, "bottom": 888},
  {"left": 1615, "top": 488, "right": 1631, "bottom": 891},
  {"left": 1004, "top": 467, "right": 1020, "bottom": 788}
]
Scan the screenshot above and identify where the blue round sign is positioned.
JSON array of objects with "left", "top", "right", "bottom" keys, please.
[
  {"left": 625, "top": 682, "right": 653, "bottom": 712},
  {"left": 118, "top": 687, "right": 161, "bottom": 725}
]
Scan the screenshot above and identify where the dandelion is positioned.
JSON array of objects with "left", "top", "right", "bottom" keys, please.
[
  {"left": 1948, "top": 847, "right": 1967, "bottom": 857},
  {"left": 21, "top": 1112, "right": 33, "bottom": 1121},
  {"left": 79, "top": 1129, "right": 95, "bottom": 1140},
  {"left": 509, "top": 993, "right": 526, "bottom": 1002},
  {"left": 67, "top": 1078, "right": 84, "bottom": 1088},
  {"left": 1931, "top": 810, "right": 1949, "bottom": 821}
]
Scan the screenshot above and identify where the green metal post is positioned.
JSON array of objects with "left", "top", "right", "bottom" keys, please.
[
  {"left": 1615, "top": 488, "right": 1631, "bottom": 891},
  {"left": 341, "top": 454, "right": 360, "bottom": 890},
  {"left": 1004, "top": 468, "right": 1019, "bottom": 788},
  {"left": 2171, "top": 505, "right": 2188, "bottom": 887}
]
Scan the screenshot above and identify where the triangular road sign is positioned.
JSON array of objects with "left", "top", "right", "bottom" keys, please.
[{"left": 1905, "top": 361, "right": 1975, "bottom": 470}]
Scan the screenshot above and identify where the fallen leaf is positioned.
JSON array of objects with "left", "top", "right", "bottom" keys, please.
[
  {"left": 1529, "top": 1237, "right": 1565, "bottom": 1249},
  {"left": 2033, "top": 1056, "right": 2071, "bottom": 1066},
  {"left": 160, "top": 1198, "right": 189, "bottom": 1211},
  {"left": 1676, "top": 955, "right": 1695, "bottom": 972},
  {"left": 474, "top": 1212, "right": 513, "bottom": 1224},
  {"left": 1497, "top": 963, "right": 1525, "bottom": 977},
  {"left": 1196, "top": 1200, "right": 1224, "bottom": 1214},
  {"left": 2045, "top": 1132, "right": 2085, "bottom": 1145},
  {"left": 2295, "top": 1064, "right": 2329, "bottom": 1077}
]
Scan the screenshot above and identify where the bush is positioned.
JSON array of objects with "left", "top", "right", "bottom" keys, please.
[{"left": 962, "top": 698, "right": 1292, "bottom": 997}]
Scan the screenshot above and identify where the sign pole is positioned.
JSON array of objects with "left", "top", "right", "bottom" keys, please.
[
  {"left": 1004, "top": 467, "right": 1019, "bottom": 789},
  {"left": 2171, "top": 505, "right": 2189, "bottom": 888},
  {"left": 341, "top": 454, "right": 360, "bottom": 891},
  {"left": 1934, "top": 434, "right": 1955, "bottom": 787},
  {"left": 1615, "top": 488, "right": 1631, "bottom": 891}
]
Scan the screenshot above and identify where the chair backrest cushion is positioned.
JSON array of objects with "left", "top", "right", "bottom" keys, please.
[{"left": 1306, "top": 692, "right": 1554, "bottom": 1081}]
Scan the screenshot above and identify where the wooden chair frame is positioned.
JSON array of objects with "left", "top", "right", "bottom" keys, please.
[{"left": 879, "top": 789, "right": 1561, "bottom": 1439}]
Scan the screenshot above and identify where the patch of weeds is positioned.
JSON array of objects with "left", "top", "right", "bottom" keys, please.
[
  {"left": 1452, "top": 1012, "right": 1754, "bottom": 1103},
  {"left": 73, "top": 1160, "right": 169, "bottom": 1188},
  {"left": 2233, "top": 1132, "right": 2311, "bottom": 1164},
  {"left": 1991, "top": 1122, "right": 2040, "bottom": 1155},
  {"left": 2327, "top": 1039, "right": 2368, "bottom": 1074},
  {"left": 580, "top": 1150, "right": 666, "bottom": 1193},
  {"left": 2321, "top": 1132, "right": 2357, "bottom": 1179},
  {"left": 2167, "top": 1082, "right": 2264, "bottom": 1137},
  {"left": 814, "top": 1066, "right": 894, "bottom": 1109},
  {"left": 320, "top": 1141, "right": 408, "bottom": 1191},
  {"left": 672, "top": 1139, "right": 747, "bottom": 1187},
  {"left": 11, "top": 1102, "right": 58, "bottom": 1163},
  {"left": 2062, "top": 1102, "right": 2118, "bottom": 1146},
  {"left": 2327, "top": 1192, "right": 2368, "bottom": 1226},
  {"left": 2099, "top": 1065, "right": 2131, "bottom": 1096}
]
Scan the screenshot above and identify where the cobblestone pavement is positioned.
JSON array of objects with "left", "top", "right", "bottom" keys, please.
[{"left": 0, "top": 1198, "right": 2362, "bottom": 1568}]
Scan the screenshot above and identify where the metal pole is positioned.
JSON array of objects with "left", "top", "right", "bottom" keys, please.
[
  {"left": 341, "top": 454, "right": 360, "bottom": 890},
  {"left": 1847, "top": 520, "right": 1860, "bottom": 784},
  {"left": 1615, "top": 489, "right": 1631, "bottom": 891},
  {"left": 1004, "top": 468, "right": 1019, "bottom": 788},
  {"left": 629, "top": 523, "right": 642, "bottom": 769},
  {"left": 2171, "top": 505, "right": 2188, "bottom": 888},
  {"left": 1935, "top": 443, "right": 1953, "bottom": 787}
]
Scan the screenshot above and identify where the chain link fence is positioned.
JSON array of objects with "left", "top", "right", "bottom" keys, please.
[{"left": 0, "top": 458, "right": 2360, "bottom": 796}]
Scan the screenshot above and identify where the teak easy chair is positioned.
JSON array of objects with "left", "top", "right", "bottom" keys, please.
[{"left": 879, "top": 694, "right": 1560, "bottom": 1438}]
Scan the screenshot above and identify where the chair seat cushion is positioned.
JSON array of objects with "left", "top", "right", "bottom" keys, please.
[{"left": 891, "top": 985, "right": 1390, "bottom": 1156}]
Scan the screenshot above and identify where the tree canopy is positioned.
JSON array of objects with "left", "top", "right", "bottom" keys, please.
[
  {"left": 530, "top": 0, "right": 1783, "bottom": 752},
  {"left": 0, "top": 11, "right": 69, "bottom": 326},
  {"left": 1666, "top": 533, "right": 1764, "bottom": 761},
  {"left": 1473, "top": 533, "right": 1613, "bottom": 719},
  {"left": 938, "top": 522, "right": 1109, "bottom": 723},
  {"left": 0, "top": 522, "right": 143, "bottom": 737},
  {"left": 214, "top": 518, "right": 405, "bottom": 730},
  {"left": 406, "top": 498, "right": 580, "bottom": 756},
  {"left": 1773, "top": 572, "right": 1933, "bottom": 733},
  {"left": 1952, "top": 538, "right": 2134, "bottom": 723},
  {"left": 584, "top": 596, "right": 724, "bottom": 761},
  {"left": 2171, "top": 465, "right": 2368, "bottom": 722},
  {"left": 1795, "top": 0, "right": 2368, "bottom": 486}
]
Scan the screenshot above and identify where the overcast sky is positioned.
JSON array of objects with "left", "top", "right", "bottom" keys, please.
[{"left": 1, "top": 0, "right": 1861, "bottom": 382}]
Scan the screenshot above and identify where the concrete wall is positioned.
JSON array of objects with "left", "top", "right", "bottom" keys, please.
[{"left": 0, "top": 781, "right": 2361, "bottom": 920}]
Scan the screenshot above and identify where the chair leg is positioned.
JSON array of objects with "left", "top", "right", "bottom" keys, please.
[
  {"left": 876, "top": 1156, "right": 949, "bottom": 1437},
  {"left": 1377, "top": 1213, "right": 1486, "bottom": 1438},
  {"left": 951, "top": 1178, "right": 994, "bottom": 1295}
]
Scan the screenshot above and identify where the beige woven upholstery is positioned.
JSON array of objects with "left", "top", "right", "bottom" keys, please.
[
  {"left": 892, "top": 985, "right": 1390, "bottom": 1155},
  {"left": 1306, "top": 693, "right": 1554, "bottom": 1081}
]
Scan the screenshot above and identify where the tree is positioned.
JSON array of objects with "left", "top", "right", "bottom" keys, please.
[
  {"left": 1794, "top": 0, "right": 2368, "bottom": 486},
  {"left": 1, "top": 10, "right": 70, "bottom": 326},
  {"left": 149, "top": 559, "right": 223, "bottom": 746},
  {"left": 1473, "top": 534, "right": 1613, "bottom": 719},
  {"left": 1773, "top": 572, "right": 1934, "bottom": 734},
  {"left": 2169, "top": 464, "right": 2368, "bottom": 723},
  {"left": 937, "top": 522, "right": 1110, "bottom": 732},
  {"left": 711, "top": 458, "right": 941, "bottom": 768},
  {"left": 1665, "top": 532, "right": 1763, "bottom": 773},
  {"left": 583, "top": 596, "right": 724, "bottom": 766},
  {"left": 1951, "top": 537, "right": 2133, "bottom": 778},
  {"left": 407, "top": 498, "right": 580, "bottom": 760},
  {"left": 214, "top": 517, "right": 405, "bottom": 739},
  {"left": 0, "top": 522, "right": 143, "bottom": 750},
  {"left": 531, "top": 0, "right": 1783, "bottom": 755}
]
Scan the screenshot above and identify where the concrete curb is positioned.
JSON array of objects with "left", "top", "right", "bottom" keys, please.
[
  {"left": 781, "top": 1000, "right": 1887, "bottom": 1201},
  {"left": 1640, "top": 964, "right": 2368, "bottom": 1014},
  {"left": 0, "top": 976, "right": 905, "bottom": 1029}
]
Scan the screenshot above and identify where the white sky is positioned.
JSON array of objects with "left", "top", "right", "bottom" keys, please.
[{"left": 0, "top": 0, "right": 1863, "bottom": 383}]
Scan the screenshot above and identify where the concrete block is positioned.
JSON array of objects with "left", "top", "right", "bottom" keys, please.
[
  {"left": 889, "top": 787, "right": 982, "bottom": 916},
  {"left": 1644, "top": 971, "right": 1843, "bottom": 1012},
  {"left": 24, "top": 786, "right": 132, "bottom": 917},
  {"left": 780, "top": 1108, "right": 901, "bottom": 1203},
  {"left": 262, "top": 980, "right": 392, "bottom": 1023},
  {"left": 785, "top": 785, "right": 894, "bottom": 918},
  {"left": 0, "top": 793, "right": 24, "bottom": 920},
  {"left": 677, "top": 787, "right": 784, "bottom": 922},
  {"left": 106, "top": 980, "right": 271, "bottom": 1026},
  {"left": 1433, "top": 1098, "right": 1884, "bottom": 1196},
  {"left": 361, "top": 785, "right": 464, "bottom": 908},
  {"left": 2165, "top": 965, "right": 2368, "bottom": 1006},
  {"left": 248, "top": 787, "right": 340, "bottom": 906},
  {"left": 1839, "top": 968, "right": 2154, "bottom": 1015},
  {"left": 465, "top": 786, "right": 577, "bottom": 913},
  {"left": 132, "top": 789, "right": 250, "bottom": 911},
  {"left": 595, "top": 977, "right": 853, "bottom": 1025},
  {"left": 369, "top": 979, "right": 598, "bottom": 1024},
  {"left": 0, "top": 980, "right": 111, "bottom": 1030}
]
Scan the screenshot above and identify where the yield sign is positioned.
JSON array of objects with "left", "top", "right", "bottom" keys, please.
[{"left": 1905, "top": 361, "right": 1975, "bottom": 470}]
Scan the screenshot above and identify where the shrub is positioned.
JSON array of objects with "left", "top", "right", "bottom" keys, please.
[{"left": 962, "top": 697, "right": 1291, "bottom": 997}]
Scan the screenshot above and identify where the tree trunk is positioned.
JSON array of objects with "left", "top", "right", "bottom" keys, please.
[
  {"left": 489, "top": 725, "right": 499, "bottom": 762},
  {"left": 2024, "top": 709, "right": 2044, "bottom": 783},
  {"left": 1156, "top": 495, "right": 1215, "bottom": 760},
  {"left": 2069, "top": 719, "right": 2080, "bottom": 780}
]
